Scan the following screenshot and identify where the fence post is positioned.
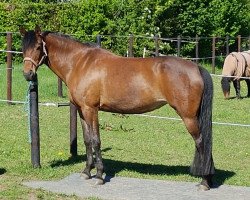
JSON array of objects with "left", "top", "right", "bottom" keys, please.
[
  {"left": 212, "top": 36, "right": 216, "bottom": 74},
  {"left": 195, "top": 35, "right": 199, "bottom": 64},
  {"left": 248, "top": 36, "right": 250, "bottom": 50},
  {"left": 6, "top": 32, "right": 12, "bottom": 105},
  {"left": 70, "top": 103, "right": 77, "bottom": 156},
  {"left": 128, "top": 34, "right": 134, "bottom": 57},
  {"left": 29, "top": 76, "right": 41, "bottom": 168},
  {"left": 226, "top": 35, "right": 229, "bottom": 55},
  {"left": 177, "top": 35, "right": 181, "bottom": 57},
  {"left": 57, "top": 78, "right": 63, "bottom": 97},
  {"left": 96, "top": 35, "right": 102, "bottom": 47},
  {"left": 154, "top": 34, "right": 159, "bottom": 57},
  {"left": 237, "top": 35, "right": 241, "bottom": 52}
]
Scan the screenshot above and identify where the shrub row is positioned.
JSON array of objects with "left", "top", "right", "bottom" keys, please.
[{"left": 0, "top": 0, "right": 249, "bottom": 63}]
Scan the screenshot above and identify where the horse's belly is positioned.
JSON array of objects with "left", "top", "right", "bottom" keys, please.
[{"left": 99, "top": 98, "right": 167, "bottom": 114}]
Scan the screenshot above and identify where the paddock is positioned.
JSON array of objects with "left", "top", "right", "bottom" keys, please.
[{"left": 0, "top": 33, "right": 249, "bottom": 197}]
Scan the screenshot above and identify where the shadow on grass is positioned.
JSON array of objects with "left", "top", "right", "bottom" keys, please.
[
  {"left": 226, "top": 95, "right": 250, "bottom": 100},
  {"left": 0, "top": 168, "right": 6, "bottom": 175},
  {"left": 50, "top": 151, "right": 235, "bottom": 187},
  {"left": 104, "top": 159, "right": 235, "bottom": 187}
]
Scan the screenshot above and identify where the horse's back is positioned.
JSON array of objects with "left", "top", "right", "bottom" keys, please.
[{"left": 241, "top": 51, "right": 250, "bottom": 77}]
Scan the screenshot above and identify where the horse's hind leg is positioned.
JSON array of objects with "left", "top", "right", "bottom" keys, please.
[
  {"left": 182, "top": 117, "right": 213, "bottom": 190},
  {"left": 233, "top": 80, "right": 241, "bottom": 98},
  {"left": 79, "top": 107, "right": 104, "bottom": 185}
]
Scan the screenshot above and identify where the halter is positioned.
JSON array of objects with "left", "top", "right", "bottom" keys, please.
[{"left": 23, "top": 40, "right": 47, "bottom": 68}]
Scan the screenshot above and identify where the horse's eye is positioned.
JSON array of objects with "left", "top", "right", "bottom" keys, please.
[{"left": 36, "top": 46, "right": 41, "bottom": 50}]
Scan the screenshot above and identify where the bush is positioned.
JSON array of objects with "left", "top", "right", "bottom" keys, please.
[{"left": 0, "top": 0, "right": 249, "bottom": 63}]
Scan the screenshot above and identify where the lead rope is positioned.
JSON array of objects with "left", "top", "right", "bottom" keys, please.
[{"left": 24, "top": 81, "right": 33, "bottom": 143}]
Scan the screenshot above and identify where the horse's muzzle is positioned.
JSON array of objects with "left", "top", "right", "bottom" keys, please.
[
  {"left": 221, "top": 77, "right": 230, "bottom": 99},
  {"left": 223, "top": 91, "right": 230, "bottom": 99},
  {"left": 23, "top": 70, "right": 36, "bottom": 81}
]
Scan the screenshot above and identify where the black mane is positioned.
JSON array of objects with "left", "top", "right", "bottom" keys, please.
[
  {"left": 22, "top": 30, "right": 37, "bottom": 53},
  {"left": 22, "top": 30, "right": 100, "bottom": 53},
  {"left": 43, "top": 31, "right": 100, "bottom": 48}
]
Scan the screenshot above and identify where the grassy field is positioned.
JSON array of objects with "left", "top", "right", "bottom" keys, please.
[{"left": 0, "top": 63, "right": 250, "bottom": 199}]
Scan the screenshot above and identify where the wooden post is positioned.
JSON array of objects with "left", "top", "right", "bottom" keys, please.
[
  {"left": 6, "top": 32, "right": 12, "bottom": 105},
  {"left": 195, "top": 35, "right": 199, "bottom": 64},
  {"left": 57, "top": 78, "right": 63, "bottom": 97},
  {"left": 226, "top": 35, "right": 229, "bottom": 55},
  {"left": 154, "top": 34, "right": 159, "bottom": 57},
  {"left": 128, "top": 34, "right": 134, "bottom": 57},
  {"left": 29, "top": 76, "right": 41, "bottom": 168},
  {"left": 237, "top": 35, "right": 241, "bottom": 52},
  {"left": 177, "top": 35, "right": 181, "bottom": 57},
  {"left": 70, "top": 103, "right": 77, "bottom": 157},
  {"left": 212, "top": 36, "right": 216, "bottom": 74},
  {"left": 248, "top": 36, "right": 250, "bottom": 50}
]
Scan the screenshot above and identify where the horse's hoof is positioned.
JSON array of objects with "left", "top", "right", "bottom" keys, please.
[
  {"left": 95, "top": 178, "right": 104, "bottom": 185},
  {"left": 80, "top": 173, "right": 91, "bottom": 180},
  {"left": 197, "top": 184, "right": 210, "bottom": 191}
]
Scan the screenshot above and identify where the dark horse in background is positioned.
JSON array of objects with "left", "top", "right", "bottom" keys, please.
[
  {"left": 221, "top": 51, "right": 250, "bottom": 99},
  {"left": 20, "top": 26, "right": 215, "bottom": 190}
]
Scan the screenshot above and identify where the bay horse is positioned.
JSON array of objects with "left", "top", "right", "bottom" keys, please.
[
  {"left": 221, "top": 51, "right": 250, "bottom": 99},
  {"left": 20, "top": 26, "right": 215, "bottom": 190}
]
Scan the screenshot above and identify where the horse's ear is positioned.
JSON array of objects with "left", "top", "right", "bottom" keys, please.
[
  {"left": 19, "top": 26, "right": 26, "bottom": 36},
  {"left": 35, "top": 25, "right": 41, "bottom": 36}
]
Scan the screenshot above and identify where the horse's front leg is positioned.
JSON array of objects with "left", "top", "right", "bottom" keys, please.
[
  {"left": 245, "top": 79, "right": 250, "bottom": 97},
  {"left": 79, "top": 107, "right": 104, "bottom": 185},
  {"left": 79, "top": 114, "right": 94, "bottom": 179},
  {"left": 182, "top": 117, "right": 214, "bottom": 191}
]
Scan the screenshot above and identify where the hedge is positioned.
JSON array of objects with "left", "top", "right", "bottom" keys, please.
[{"left": 0, "top": 0, "right": 249, "bottom": 63}]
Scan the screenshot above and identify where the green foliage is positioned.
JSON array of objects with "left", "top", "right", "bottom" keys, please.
[{"left": 0, "top": 0, "right": 249, "bottom": 61}]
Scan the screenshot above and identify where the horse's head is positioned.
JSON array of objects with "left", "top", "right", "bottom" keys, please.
[
  {"left": 20, "top": 25, "right": 47, "bottom": 81},
  {"left": 221, "top": 76, "right": 231, "bottom": 99}
]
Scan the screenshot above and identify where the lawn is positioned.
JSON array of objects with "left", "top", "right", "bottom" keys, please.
[{"left": 0, "top": 63, "right": 249, "bottom": 199}]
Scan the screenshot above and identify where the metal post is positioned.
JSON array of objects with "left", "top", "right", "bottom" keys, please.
[
  {"left": 70, "top": 103, "right": 77, "bottom": 157},
  {"left": 6, "top": 32, "right": 12, "bottom": 105},
  {"left": 29, "top": 76, "right": 41, "bottom": 168},
  {"left": 212, "top": 36, "right": 216, "bottom": 74}
]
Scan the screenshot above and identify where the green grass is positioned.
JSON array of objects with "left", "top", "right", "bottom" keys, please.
[{"left": 0, "top": 63, "right": 250, "bottom": 199}]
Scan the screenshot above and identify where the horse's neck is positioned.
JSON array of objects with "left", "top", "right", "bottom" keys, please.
[{"left": 44, "top": 35, "right": 82, "bottom": 84}]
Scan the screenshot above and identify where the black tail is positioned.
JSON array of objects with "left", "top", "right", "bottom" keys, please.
[{"left": 190, "top": 67, "right": 215, "bottom": 176}]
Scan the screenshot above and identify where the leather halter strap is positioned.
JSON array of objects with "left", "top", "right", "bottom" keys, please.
[{"left": 23, "top": 40, "right": 47, "bottom": 67}]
